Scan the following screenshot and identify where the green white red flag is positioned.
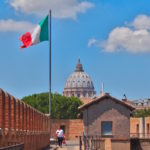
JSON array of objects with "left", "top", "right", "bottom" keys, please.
[{"left": 20, "top": 16, "right": 48, "bottom": 48}]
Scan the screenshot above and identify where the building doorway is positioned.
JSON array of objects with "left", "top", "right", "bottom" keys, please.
[{"left": 60, "top": 125, "right": 66, "bottom": 134}]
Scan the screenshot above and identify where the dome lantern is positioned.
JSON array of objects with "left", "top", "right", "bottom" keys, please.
[{"left": 75, "top": 58, "right": 84, "bottom": 72}]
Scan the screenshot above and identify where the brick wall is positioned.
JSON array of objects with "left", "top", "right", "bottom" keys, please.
[
  {"left": 0, "top": 88, "right": 50, "bottom": 150},
  {"left": 130, "top": 117, "right": 140, "bottom": 134},
  {"left": 130, "top": 117, "right": 150, "bottom": 138},
  {"left": 50, "top": 116, "right": 150, "bottom": 141},
  {"left": 51, "top": 119, "right": 83, "bottom": 140}
]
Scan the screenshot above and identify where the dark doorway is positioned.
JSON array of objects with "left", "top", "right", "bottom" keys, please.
[{"left": 60, "top": 125, "right": 66, "bottom": 134}]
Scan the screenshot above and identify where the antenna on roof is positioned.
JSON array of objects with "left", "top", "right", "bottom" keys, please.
[
  {"left": 99, "top": 82, "right": 104, "bottom": 97},
  {"left": 102, "top": 82, "right": 104, "bottom": 96}
]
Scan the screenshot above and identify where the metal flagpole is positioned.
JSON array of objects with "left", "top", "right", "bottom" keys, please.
[{"left": 49, "top": 10, "right": 52, "bottom": 141}]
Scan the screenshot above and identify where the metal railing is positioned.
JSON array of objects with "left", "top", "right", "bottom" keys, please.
[
  {"left": 80, "top": 134, "right": 150, "bottom": 150},
  {"left": 130, "top": 133, "right": 150, "bottom": 139},
  {"left": 80, "top": 136, "right": 105, "bottom": 150},
  {"left": 0, "top": 143, "right": 24, "bottom": 150}
]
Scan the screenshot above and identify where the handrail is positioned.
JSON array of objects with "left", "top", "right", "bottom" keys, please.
[{"left": 130, "top": 133, "right": 150, "bottom": 139}]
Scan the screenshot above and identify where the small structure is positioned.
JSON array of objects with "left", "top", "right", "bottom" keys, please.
[{"left": 79, "top": 93, "right": 135, "bottom": 150}]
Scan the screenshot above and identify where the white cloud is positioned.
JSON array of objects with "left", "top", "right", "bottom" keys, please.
[
  {"left": 0, "top": 19, "right": 35, "bottom": 32},
  {"left": 131, "top": 15, "right": 150, "bottom": 30},
  {"left": 88, "top": 38, "right": 97, "bottom": 48},
  {"left": 90, "top": 14, "right": 150, "bottom": 53},
  {"left": 8, "top": 0, "right": 94, "bottom": 19},
  {"left": 102, "top": 27, "right": 150, "bottom": 53}
]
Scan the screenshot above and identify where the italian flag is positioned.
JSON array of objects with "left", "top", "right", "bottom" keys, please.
[{"left": 20, "top": 16, "right": 48, "bottom": 48}]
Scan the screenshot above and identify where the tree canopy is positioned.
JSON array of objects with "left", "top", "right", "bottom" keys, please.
[
  {"left": 132, "top": 109, "right": 150, "bottom": 118},
  {"left": 22, "top": 92, "right": 83, "bottom": 119}
]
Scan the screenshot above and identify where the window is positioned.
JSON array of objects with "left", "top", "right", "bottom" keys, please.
[
  {"left": 83, "top": 92, "right": 86, "bottom": 97},
  {"left": 101, "top": 121, "right": 112, "bottom": 136},
  {"left": 88, "top": 92, "right": 91, "bottom": 97}
]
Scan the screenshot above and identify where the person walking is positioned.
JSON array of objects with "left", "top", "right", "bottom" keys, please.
[{"left": 56, "top": 127, "right": 64, "bottom": 147}]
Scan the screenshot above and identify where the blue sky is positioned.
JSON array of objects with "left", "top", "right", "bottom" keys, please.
[{"left": 1, "top": 0, "right": 150, "bottom": 100}]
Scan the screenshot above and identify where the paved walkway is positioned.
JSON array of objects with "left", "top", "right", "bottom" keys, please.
[
  {"left": 59, "top": 140, "right": 79, "bottom": 150},
  {"left": 49, "top": 140, "right": 81, "bottom": 150}
]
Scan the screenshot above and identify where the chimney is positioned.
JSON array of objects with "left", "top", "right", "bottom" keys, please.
[
  {"left": 122, "top": 94, "right": 127, "bottom": 101},
  {"left": 104, "top": 93, "right": 110, "bottom": 96}
]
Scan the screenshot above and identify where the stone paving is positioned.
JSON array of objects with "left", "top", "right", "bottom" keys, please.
[{"left": 49, "top": 140, "right": 81, "bottom": 150}]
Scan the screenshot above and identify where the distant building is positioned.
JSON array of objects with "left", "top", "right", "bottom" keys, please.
[
  {"left": 131, "top": 99, "right": 150, "bottom": 108},
  {"left": 122, "top": 96, "right": 150, "bottom": 110},
  {"left": 63, "top": 58, "right": 96, "bottom": 99}
]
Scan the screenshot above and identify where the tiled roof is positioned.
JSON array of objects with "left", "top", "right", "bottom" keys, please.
[{"left": 78, "top": 94, "right": 135, "bottom": 111}]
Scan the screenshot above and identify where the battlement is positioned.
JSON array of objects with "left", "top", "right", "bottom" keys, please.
[{"left": 0, "top": 88, "right": 50, "bottom": 150}]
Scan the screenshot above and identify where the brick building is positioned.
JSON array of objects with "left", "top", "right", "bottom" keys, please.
[{"left": 79, "top": 93, "right": 134, "bottom": 138}]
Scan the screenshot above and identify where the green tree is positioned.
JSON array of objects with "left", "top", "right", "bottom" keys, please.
[
  {"left": 132, "top": 109, "right": 150, "bottom": 118},
  {"left": 22, "top": 92, "right": 83, "bottom": 119}
]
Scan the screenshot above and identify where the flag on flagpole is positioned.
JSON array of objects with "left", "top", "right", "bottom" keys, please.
[{"left": 20, "top": 16, "right": 48, "bottom": 48}]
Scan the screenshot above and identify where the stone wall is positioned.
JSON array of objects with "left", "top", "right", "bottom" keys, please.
[{"left": 0, "top": 88, "right": 50, "bottom": 150}]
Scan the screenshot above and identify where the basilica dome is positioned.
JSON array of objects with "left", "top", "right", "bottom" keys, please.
[{"left": 63, "top": 59, "right": 96, "bottom": 98}]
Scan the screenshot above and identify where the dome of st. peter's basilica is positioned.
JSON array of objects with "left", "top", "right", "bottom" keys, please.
[{"left": 63, "top": 59, "right": 96, "bottom": 98}]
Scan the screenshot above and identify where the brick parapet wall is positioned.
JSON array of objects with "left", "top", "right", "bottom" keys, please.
[
  {"left": 0, "top": 90, "right": 2, "bottom": 129},
  {"left": 15, "top": 100, "right": 19, "bottom": 131},
  {"left": 0, "top": 88, "right": 50, "bottom": 150}
]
